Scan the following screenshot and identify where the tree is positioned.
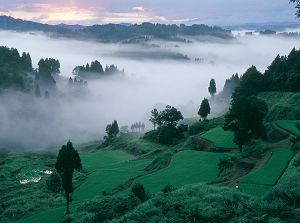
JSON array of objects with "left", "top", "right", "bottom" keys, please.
[
  {"left": 55, "top": 141, "right": 82, "bottom": 215},
  {"left": 44, "top": 90, "right": 50, "bottom": 99},
  {"left": 159, "top": 105, "right": 183, "bottom": 127},
  {"left": 34, "top": 84, "right": 41, "bottom": 97},
  {"left": 223, "top": 95, "right": 268, "bottom": 152},
  {"left": 198, "top": 98, "right": 210, "bottom": 120},
  {"left": 290, "top": 0, "right": 300, "bottom": 18},
  {"left": 208, "top": 78, "right": 217, "bottom": 98},
  {"left": 104, "top": 120, "right": 119, "bottom": 141},
  {"left": 149, "top": 108, "right": 160, "bottom": 129}
]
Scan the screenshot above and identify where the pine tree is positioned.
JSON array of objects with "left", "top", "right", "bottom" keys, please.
[
  {"left": 198, "top": 98, "right": 210, "bottom": 120},
  {"left": 34, "top": 84, "right": 41, "bottom": 97},
  {"left": 55, "top": 141, "right": 82, "bottom": 215},
  {"left": 208, "top": 78, "right": 217, "bottom": 98}
]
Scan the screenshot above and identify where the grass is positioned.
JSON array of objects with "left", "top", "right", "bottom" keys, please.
[
  {"left": 239, "top": 148, "right": 294, "bottom": 186},
  {"left": 275, "top": 120, "right": 300, "bottom": 136},
  {"left": 73, "top": 158, "right": 153, "bottom": 201},
  {"left": 121, "top": 150, "right": 233, "bottom": 194},
  {"left": 201, "top": 127, "right": 238, "bottom": 149},
  {"left": 80, "top": 150, "right": 134, "bottom": 173},
  {"left": 277, "top": 150, "right": 300, "bottom": 185},
  {"left": 238, "top": 183, "right": 273, "bottom": 197},
  {"left": 238, "top": 148, "right": 294, "bottom": 197}
]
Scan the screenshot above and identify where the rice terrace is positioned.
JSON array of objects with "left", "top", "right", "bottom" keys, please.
[{"left": 2, "top": 2, "right": 300, "bottom": 221}]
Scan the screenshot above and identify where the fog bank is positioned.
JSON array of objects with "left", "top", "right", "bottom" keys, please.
[{"left": 0, "top": 31, "right": 299, "bottom": 148}]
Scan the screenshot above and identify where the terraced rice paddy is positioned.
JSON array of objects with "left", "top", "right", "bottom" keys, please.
[
  {"left": 238, "top": 148, "right": 294, "bottom": 196},
  {"left": 275, "top": 120, "right": 300, "bottom": 136},
  {"left": 201, "top": 127, "right": 238, "bottom": 149}
]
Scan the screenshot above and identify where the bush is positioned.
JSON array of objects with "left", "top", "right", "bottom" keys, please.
[
  {"left": 131, "top": 182, "right": 150, "bottom": 202},
  {"left": 162, "top": 184, "right": 177, "bottom": 194},
  {"left": 46, "top": 171, "right": 62, "bottom": 193},
  {"left": 188, "top": 118, "right": 223, "bottom": 136},
  {"left": 0, "top": 147, "right": 10, "bottom": 160},
  {"left": 143, "top": 126, "right": 184, "bottom": 145}
]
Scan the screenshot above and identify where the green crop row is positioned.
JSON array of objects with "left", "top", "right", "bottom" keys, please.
[
  {"left": 201, "top": 127, "right": 238, "bottom": 149},
  {"left": 239, "top": 148, "right": 294, "bottom": 186},
  {"left": 275, "top": 120, "right": 300, "bottom": 136},
  {"left": 121, "top": 150, "right": 233, "bottom": 194}
]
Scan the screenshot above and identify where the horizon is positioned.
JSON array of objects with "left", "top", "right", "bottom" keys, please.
[{"left": 0, "top": 1, "right": 299, "bottom": 27}]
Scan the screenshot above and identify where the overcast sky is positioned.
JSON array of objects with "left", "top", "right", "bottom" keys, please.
[{"left": 0, "top": 0, "right": 299, "bottom": 26}]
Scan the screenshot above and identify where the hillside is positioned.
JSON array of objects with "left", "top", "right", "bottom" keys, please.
[{"left": 0, "top": 92, "right": 297, "bottom": 223}]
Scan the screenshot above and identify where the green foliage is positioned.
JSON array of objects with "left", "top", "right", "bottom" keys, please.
[
  {"left": 0, "top": 147, "right": 10, "bottom": 160},
  {"left": 223, "top": 95, "right": 268, "bottom": 151},
  {"left": 36, "top": 58, "right": 57, "bottom": 90},
  {"left": 34, "top": 84, "right": 41, "bottom": 97},
  {"left": 238, "top": 139, "right": 267, "bottom": 157},
  {"left": 143, "top": 125, "right": 185, "bottom": 145},
  {"left": 198, "top": 98, "right": 210, "bottom": 120},
  {"left": 55, "top": 141, "right": 82, "bottom": 193},
  {"left": 208, "top": 78, "right": 217, "bottom": 97},
  {"left": 159, "top": 105, "right": 184, "bottom": 127},
  {"left": 162, "top": 184, "right": 177, "bottom": 194},
  {"left": 75, "top": 195, "right": 141, "bottom": 222},
  {"left": 149, "top": 108, "right": 160, "bottom": 129},
  {"left": 112, "top": 183, "right": 300, "bottom": 223},
  {"left": 46, "top": 171, "right": 62, "bottom": 193},
  {"left": 217, "top": 157, "right": 234, "bottom": 177},
  {"left": 201, "top": 127, "right": 238, "bottom": 149},
  {"left": 218, "top": 73, "right": 240, "bottom": 99},
  {"left": 233, "top": 65, "right": 264, "bottom": 97},
  {"left": 239, "top": 148, "right": 294, "bottom": 186},
  {"left": 188, "top": 118, "right": 223, "bottom": 135},
  {"left": 131, "top": 182, "right": 150, "bottom": 202},
  {"left": 150, "top": 152, "right": 172, "bottom": 172},
  {"left": 266, "top": 103, "right": 300, "bottom": 122},
  {"left": 103, "top": 120, "right": 120, "bottom": 145}
]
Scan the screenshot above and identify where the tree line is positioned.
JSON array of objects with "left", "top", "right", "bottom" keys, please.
[{"left": 72, "top": 60, "right": 124, "bottom": 80}]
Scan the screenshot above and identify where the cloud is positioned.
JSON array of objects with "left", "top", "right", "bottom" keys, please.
[{"left": 0, "top": 0, "right": 298, "bottom": 26}]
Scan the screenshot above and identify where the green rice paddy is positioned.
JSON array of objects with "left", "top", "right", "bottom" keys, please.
[
  {"left": 238, "top": 148, "right": 294, "bottom": 196},
  {"left": 275, "top": 120, "right": 300, "bottom": 136},
  {"left": 201, "top": 127, "right": 238, "bottom": 149}
]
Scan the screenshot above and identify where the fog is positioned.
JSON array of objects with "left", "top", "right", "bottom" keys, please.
[{"left": 0, "top": 30, "right": 299, "bottom": 149}]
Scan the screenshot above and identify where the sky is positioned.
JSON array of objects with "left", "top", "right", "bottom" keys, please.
[{"left": 0, "top": 0, "right": 299, "bottom": 26}]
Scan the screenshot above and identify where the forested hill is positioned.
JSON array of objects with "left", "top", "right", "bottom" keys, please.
[{"left": 0, "top": 16, "right": 233, "bottom": 42}]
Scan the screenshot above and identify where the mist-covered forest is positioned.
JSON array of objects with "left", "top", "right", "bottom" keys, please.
[{"left": 1, "top": 12, "right": 300, "bottom": 223}]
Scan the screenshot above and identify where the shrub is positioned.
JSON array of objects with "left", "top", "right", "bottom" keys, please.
[
  {"left": 162, "top": 184, "right": 177, "bottom": 194},
  {"left": 0, "top": 147, "right": 10, "bottom": 160},
  {"left": 188, "top": 118, "right": 223, "bottom": 136},
  {"left": 143, "top": 126, "right": 184, "bottom": 145},
  {"left": 131, "top": 182, "right": 150, "bottom": 202},
  {"left": 46, "top": 171, "right": 62, "bottom": 193}
]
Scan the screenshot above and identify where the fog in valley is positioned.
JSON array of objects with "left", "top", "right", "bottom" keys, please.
[{"left": 0, "top": 30, "right": 299, "bottom": 149}]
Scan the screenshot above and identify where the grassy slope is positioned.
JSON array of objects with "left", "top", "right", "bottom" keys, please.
[
  {"left": 238, "top": 148, "right": 294, "bottom": 196},
  {"left": 275, "top": 120, "right": 300, "bottom": 136},
  {"left": 16, "top": 151, "right": 152, "bottom": 223},
  {"left": 201, "top": 127, "right": 238, "bottom": 149},
  {"left": 121, "top": 150, "right": 233, "bottom": 194}
]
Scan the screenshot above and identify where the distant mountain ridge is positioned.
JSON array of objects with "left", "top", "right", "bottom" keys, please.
[{"left": 0, "top": 15, "right": 87, "bottom": 31}]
